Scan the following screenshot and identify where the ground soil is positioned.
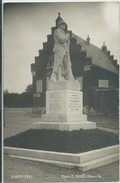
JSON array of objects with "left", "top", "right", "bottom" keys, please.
[{"left": 4, "top": 128, "right": 119, "bottom": 153}]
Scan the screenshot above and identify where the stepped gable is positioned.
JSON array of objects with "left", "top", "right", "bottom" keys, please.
[
  {"left": 31, "top": 13, "right": 118, "bottom": 78},
  {"left": 73, "top": 34, "right": 118, "bottom": 74},
  {"left": 69, "top": 38, "right": 87, "bottom": 77}
]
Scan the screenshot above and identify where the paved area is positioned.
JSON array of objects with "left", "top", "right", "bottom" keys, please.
[
  {"left": 4, "top": 108, "right": 41, "bottom": 139},
  {"left": 4, "top": 154, "right": 119, "bottom": 182},
  {"left": 3, "top": 108, "right": 119, "bottom": 182},
  {"left": 88, "top": 115, "right": 119, "bottom": 130},
  {"left": 4, "top": 108, "right": 119, "bottom": 139}
]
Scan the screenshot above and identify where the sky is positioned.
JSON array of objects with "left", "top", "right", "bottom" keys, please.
[{"left": 3, "top": 2, "right": 119, "bottom": 93}]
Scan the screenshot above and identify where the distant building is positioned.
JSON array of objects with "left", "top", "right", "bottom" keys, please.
[{"left": 31, "top": 14, "right": 119, "bottom": 115}]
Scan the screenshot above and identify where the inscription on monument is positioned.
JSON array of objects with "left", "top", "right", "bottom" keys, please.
[
  {"left": 67, "top": 91, "right": 82, "bottom": 114},
  {"left": 46, "top": 90, "right": 83, "bottom": 115},
  {"left": 46, "top": 91, "right": 65, "bottom": 114}
]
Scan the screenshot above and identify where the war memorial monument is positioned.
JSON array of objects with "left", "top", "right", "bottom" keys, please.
[{"left": 36, "top": 15, "right": 96, "bottom": 131}]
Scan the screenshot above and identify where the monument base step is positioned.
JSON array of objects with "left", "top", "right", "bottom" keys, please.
[
  {"left": 79, "top": 153, "right": 119, "bottom": 172},
  {"left": 41, "top": 114, "right": 87, "bottom": 122},
  {"left": 33, "top": 121, "right": 96, "bottom": 131}
]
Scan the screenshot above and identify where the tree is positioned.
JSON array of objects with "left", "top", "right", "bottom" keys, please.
[
  {"left": 4, "top": 85, "right": 33, "bottom": 107},
  {"left": 4, "top": 88, "right": 9, "bottom": 94},
  {"left": 25, "top": 85, "right": 33, "bottom": 94}
]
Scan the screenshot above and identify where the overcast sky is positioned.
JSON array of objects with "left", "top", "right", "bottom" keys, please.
[{"left": 3, "top": 2, "right": 119, "bottom": 93}]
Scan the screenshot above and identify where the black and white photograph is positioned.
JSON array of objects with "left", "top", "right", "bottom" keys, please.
[{"left": 3, "top": 2, "right": 119, "bottom": 182}]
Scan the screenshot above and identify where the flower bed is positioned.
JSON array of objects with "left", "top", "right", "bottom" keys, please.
[{"left": 4, "top": 129, "right": 119, "bottom": 153}]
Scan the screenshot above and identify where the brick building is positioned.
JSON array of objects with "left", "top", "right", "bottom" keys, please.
[{"left": 31, "top": 14, "right": 119, "bottom": 115}]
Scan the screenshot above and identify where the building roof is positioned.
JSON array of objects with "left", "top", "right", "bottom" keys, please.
[{"left": 73, "top": 34, "right": 118, "bottom": 74}]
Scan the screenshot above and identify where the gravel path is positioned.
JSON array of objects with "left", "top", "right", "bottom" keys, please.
[
  {"left": 4, "top": 154, "right": 119, "bottom": 182},
  {"left": 4, "top": 108, "right": 119, "bottom": 139}
]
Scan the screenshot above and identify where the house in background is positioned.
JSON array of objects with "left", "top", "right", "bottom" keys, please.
[{"left": 31, "top": 14, "right": 119, "bottom": 116}]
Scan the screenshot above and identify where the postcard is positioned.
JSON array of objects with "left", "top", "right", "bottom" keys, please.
[{"left": 2, "top": 1, "right": 119, "bottom": 182}]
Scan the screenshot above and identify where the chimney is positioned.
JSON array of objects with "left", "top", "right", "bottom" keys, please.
[
  {"left": 101, "top": 42, "right": 107, "bottom": 52},
  {"left": 86, "top": 35, "right": 90, "bottom": 45}
]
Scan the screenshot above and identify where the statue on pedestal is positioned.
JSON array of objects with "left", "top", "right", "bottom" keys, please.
[{"left": 50, "top": 15, "right": 74, "bottom": 82}]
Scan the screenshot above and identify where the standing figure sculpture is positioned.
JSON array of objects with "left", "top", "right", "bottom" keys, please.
[{"left": 50, "top": 18, "right": 74, "bottom": 81}]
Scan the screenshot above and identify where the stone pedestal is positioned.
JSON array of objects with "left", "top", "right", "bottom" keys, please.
[{"left": 35, "top": 81, "right": 96, "bottom": 131}]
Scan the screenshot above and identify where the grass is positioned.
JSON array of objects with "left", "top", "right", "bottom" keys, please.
[{"left": 4, "top": 129, "right": 119, "bottom": 153}]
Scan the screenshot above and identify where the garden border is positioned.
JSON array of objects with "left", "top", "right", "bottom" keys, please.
[{"left": 4, "top": 144, "right": 119, "bottom": 172}]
